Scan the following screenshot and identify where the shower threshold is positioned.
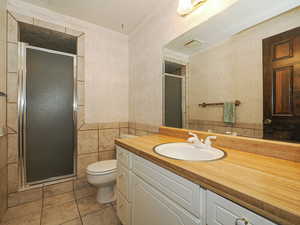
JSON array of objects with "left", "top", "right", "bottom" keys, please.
[{"left": 20, "top": 174, "right": 76, "bottom": 191}]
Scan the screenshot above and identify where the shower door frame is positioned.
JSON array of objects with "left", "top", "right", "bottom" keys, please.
[{"left": 18, "top": 42, "right": 78, "bottom": 187}]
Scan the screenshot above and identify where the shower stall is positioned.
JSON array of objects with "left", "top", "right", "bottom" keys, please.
[{"left": 18, "top": 42, "right": 77, "bottom": 186}]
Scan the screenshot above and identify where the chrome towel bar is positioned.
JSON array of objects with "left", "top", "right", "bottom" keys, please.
[{"left": 199, "top": 100, "right": 241, "bottom": 107}]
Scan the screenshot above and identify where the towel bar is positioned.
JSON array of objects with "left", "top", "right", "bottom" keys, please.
[{"left": 199, "top": 100, "right": 241, "bottom": 107}]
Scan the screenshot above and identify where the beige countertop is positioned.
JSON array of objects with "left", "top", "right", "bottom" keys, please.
[{"left": 116, "top": 133, "right": 300, "bottom": 225}]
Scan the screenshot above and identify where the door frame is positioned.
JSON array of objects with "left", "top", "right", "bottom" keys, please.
[
  {"left": 162, "top": 57, "right": 188, "bottom": 128},
  {"left": 18, "top": 43, "right": 78, "bottom": 187}
]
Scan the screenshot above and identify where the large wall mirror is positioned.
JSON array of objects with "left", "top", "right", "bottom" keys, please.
[{"left": 163, "top": 4, "right": 300, "bottom": 143}]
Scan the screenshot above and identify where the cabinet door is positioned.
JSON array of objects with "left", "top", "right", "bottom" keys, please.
[
  {"left": 117, "top": 191, "right": 131, "bottom": 225},
  {"left": 132, "top": 154, "right": 203, "bottom": 218},
  {"left": 117, "top": 146, "right": 132, "bottom": 169},
  {"left": 207, "top": 191, "right": 277, "bottom": 225},
  {"left": 117, "top": 162, "right": 132, "bottom": 201},
  {"left": 132, "top": 174, "right": 203, "bottom": 225}
]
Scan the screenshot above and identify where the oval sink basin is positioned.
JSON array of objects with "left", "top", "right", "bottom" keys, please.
[{"left": 154, "top": 142, "right": 225, "bottom": 161}]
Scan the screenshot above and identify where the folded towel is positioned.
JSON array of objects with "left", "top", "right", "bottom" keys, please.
[{"left": 223, "top": 102, "right": 236, "bottom": 124}]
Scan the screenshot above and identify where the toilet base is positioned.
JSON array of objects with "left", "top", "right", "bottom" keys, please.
[{"left": 96, "top": 185, "right": 116, "bottom": 204}]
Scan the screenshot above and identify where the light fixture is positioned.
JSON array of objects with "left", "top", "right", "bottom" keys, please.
[{"left": 177, "top": 0, "right": 206, "bottom": 16}]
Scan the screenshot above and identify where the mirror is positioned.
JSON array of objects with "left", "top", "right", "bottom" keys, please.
[{"left": 163, "top": 6, "right": 300, "bottom": 143}]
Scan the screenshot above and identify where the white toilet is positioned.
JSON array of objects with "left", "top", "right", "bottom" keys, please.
[{"left": 86, "top": 159, "right": 117, "bottom": 204}]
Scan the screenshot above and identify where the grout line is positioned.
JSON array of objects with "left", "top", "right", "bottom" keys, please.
[
  {"left": 5, "top": 10, "right": 9, "bottom": 212},
  {"left": 7, "top": 11, "right": 18, "bottom": 23},
  {"left": 77, "top": 152, "right": 99, "bottom": 157},
  {"left": 79, "top": 202, "right": 111, "bottom": 218},
  {"left": 40, "top": 186, "right": 45, "bottom": 225},
  {"left": 98, "top": 126, "right": 101, "bottom": 161},
  {"left": 74, "top": 183, "right": 84, "bottom": 225},
  {"left": 7, "top": 41, "right": 18, "bottom": 45},
  {"left": 78, "top": 33, "right": 85, "bottom": 38}
]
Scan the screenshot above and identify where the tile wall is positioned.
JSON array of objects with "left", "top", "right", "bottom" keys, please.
[
  {"left": 6, "top": 12, "right": 18, "bottom": 196},
  {"left": 5, "top": 11, "right": 87, "bottom": 195},
  {"left": 188, "top": 119, "right": 263, "bottom": 139},
  {"left": 3, "top": 11, "right": 159, "bottom": 218},
  {"left": 0, "top": 0, "right": 8, "bottom": 221}
]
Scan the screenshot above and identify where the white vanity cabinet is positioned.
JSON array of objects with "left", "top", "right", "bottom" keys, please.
[
  {"left": 206, "top": 191, "right": 277, "bottom": 225},
  {"left": 116, "top": 146, "right": 133, "bottom": 225},
  {"left": 116, "top": 146, "right": 205, "bottom": 225},
  {"left": 131, "top": 175, "right": 202, "bottom": 225},
  {"left": 116, "top": 146, "right": 278, "bottom": 225}
]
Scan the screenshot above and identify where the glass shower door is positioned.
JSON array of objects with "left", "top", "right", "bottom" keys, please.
[{"left": 19, "top": 43, "right": 77, "bottom": 185}]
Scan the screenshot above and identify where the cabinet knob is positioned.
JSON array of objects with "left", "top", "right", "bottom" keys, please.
[
  {"left": 235, "top": 218, "right": 252, "bottom": 225},
  {"left": 264, "top": 118, "right": 272, "bottom": 125}
]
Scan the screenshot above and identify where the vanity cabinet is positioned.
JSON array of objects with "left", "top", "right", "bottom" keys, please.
[
  {"left": 131, "top": 175, "right": 202, "bottom": 225},
  {"left": 116, "top": 146, "right": 205, "bottom": 225},
  {"left": 116, "top": 146, "right": 133, "bottom": 225},
  {"left": 116, "top": 145, "right": 277, "bottom": 225},
  {"left": 206, "top": 191, "right": 277, "bottom": 225}
]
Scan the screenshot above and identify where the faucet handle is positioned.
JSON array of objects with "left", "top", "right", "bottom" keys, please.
[
  {"left": 204, "top": 136, "right": 217, "bottom": 147},
  {"left": 188, "top": 132, "right": 197, "bottom": 138},
  {"left": 187, "top": 132, "right": 203, "bottom": 144}
]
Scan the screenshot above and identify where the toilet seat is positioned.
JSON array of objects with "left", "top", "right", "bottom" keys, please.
[{"left": 86, "top": 160, "right": 117, "bottom": 175}]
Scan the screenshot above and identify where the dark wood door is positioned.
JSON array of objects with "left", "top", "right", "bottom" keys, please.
[{"left": 263, "top": 27, "right": 300, "bottom": 142}]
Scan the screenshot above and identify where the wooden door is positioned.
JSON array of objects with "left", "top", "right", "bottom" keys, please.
[{"left": 263, "top": 27, "right": 300, "bottom": 142}]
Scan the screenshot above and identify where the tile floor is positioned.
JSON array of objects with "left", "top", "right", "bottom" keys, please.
[{"left": 0, "top": 180, "right": 121, "bottom": 225}]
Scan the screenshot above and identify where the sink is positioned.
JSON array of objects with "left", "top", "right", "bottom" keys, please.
[{"left": 154, "top": 142, "right": 225, "bottom": 161}]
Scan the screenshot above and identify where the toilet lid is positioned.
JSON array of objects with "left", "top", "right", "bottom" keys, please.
[{"left": 86, "top": 160, "right": 117, "bottom": 175}]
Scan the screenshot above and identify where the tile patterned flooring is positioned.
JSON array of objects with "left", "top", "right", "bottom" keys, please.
[{"left": 0, "top": 180, "right": 121, "bottom": 225}]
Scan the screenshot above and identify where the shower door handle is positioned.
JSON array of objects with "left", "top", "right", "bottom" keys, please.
[{"left": 18, "top": 42, "right": 29, "bottom": 187}]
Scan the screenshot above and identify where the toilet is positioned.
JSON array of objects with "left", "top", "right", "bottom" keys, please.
[{"left": 86, "top": 159, "right": 117, "bottom": 204}]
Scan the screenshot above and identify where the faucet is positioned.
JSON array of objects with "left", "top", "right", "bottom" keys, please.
[
  {"left": 204, "top": 136, "right": 217, "bottom": 148},
  {"left": 187, "top": 132, "right": 217, "bottom": 149},
  {"left": 187, "top": 132, "right": 204, "bottom": 147}
]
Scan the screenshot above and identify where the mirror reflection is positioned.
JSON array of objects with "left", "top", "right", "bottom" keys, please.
[{"left": 163, "top": 7, "right": 300, "bottom": 143}]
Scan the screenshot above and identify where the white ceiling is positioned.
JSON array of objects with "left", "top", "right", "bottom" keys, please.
[
  {"left": 19, "top": 0, "right": 171, "bottom": 34},
  {"left": 165, "top": 0, "right": 300, "bottom": 56}
]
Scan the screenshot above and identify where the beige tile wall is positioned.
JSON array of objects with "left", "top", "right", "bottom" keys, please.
[
  {"left": 4, "top": 12, "right": 160, "bottom": 213},
  {"left": 6, "top": 12, "right": 19, "bottom": 196},
  {"left": 5, "top": 12, "right": 87, "bottom": 196},
  {"left": 128, "top": 122, "right": 159, "bottom": 136},
  {"left": 188, "top": 119, "right": 263, "bottom": 139},
  {"left": 0, "top": 0, "right": 7, "bottom": 221},
  {"left": 4, "top": 13, "right": 138, "bottom": 211},
  {"left": 77, "top": 122, "right": 130, "bottom": 178}
]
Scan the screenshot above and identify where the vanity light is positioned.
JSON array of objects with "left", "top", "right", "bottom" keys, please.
[{"left": 177, "top": 0, "right": 206, "bottom": 16}]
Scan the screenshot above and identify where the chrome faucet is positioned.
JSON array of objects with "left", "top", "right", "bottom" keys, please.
[
  {"left": 187, "top": 132, "right": 205, "bottom": 148},
  {"left": 187, "top": 132, "right": 217, "bottom": 149},
  {"left": 204, "top": 136, "right": 217, "bottom": 148}
]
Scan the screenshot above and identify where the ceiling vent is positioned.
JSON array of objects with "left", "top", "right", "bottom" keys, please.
[{"left": 184, "top": 39, "right": 203, "bottom": 48}]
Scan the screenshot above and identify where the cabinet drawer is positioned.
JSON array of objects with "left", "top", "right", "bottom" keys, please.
[
  {"left": 117, "top": 162, "right": 132, "bottom": 201},
  {"left": 207, "top": 191, "right": 277, "bottom": 225},
  {"left": 132, "top": 155, "right": 204, "bottom": 218},
  {"left": 132, "top": 174, "right": 203, "bottom": 225},
  {"left": 117, "top": 191, "right": 131, "bottom": 225},
  {"left": 116, "top": 146, "right": 132, "bottom": 169}
]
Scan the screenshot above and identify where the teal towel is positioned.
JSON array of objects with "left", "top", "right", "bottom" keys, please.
[{"left": 223, "top": 102, "right": 236, "bottom": 124}]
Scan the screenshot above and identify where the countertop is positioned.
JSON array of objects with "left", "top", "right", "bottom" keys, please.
[{"left": 115, "top": 134, "right": 300, "bottom": 225}]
